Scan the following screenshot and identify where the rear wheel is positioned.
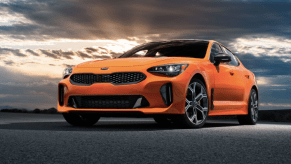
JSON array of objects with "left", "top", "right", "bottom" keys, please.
[
  {"left": 237, "top": 89, "right": 258, "bottom": 125},
  {"left": 173, "top": 78, "right": 209, "bottom": 128},
  {"left": 63, "top": 113, "right": 100, "bottom": 126}
]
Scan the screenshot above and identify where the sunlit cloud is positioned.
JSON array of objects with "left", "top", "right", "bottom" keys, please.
[
  {"left": 0, "top": 38, "right": 143, "bottom": 51},
  {"left": 260, "top": 103, "right": 291, "bottom": 108},
  {"left": 256, "top": 76, "right": 269, "bottom": 85},
  {"left": 0, "top": 94, "right": 19, "bottom": 98},
  {"left": 256, "top": 75, "right": 291, "bottom": 87},
  {"left": 230, "top": 37, "right": 291, "bottom": 62},
  {"left": 269, "top": 89, "right": 287, "bottom": 91},
  {"left": 0, "top": 39, "right": 142, "bottom": 78},
  {"left": 0, "top": 9, "right": 32, "bottom": 26}
]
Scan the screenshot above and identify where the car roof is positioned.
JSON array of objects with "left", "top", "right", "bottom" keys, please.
[{"left": 146, "top": 39, "right": 211, "bottom": 44}]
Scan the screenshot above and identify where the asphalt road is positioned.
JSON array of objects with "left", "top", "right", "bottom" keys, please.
[{"left": 0, "top": 113, "right": 290, "bottom": 164}]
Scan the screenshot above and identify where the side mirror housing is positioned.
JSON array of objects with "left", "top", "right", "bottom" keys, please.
[{"left": 214, "top": 53, "right": 231, "bottom": 66}]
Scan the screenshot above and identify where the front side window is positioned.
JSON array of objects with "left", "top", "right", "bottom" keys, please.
[
  {"left": 130, "top": 50, "right": 148, "bottom": 57},
  {"left": 209, "top": 43, "right": 222, "bottom": 63},
  {"left": 220, "top": 46, "right": 239, "bottom": 66}
]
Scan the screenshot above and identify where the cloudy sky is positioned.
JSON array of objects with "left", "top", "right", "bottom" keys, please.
[{"left": 0, "top": 0, "right": 291, "bottom": 110}]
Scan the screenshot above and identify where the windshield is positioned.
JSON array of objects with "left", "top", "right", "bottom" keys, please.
[{"left": 119, "top": 40, "right": 209, "bottom": 58}]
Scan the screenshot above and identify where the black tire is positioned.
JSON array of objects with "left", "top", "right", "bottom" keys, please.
[
  {"left": 153, "top": 116, "right": 173, "bottom": 125},
  {"left": 237, "top": 89, "right": 258, "bottom": 125},
  {"left": 63, "top": 113, "right": 100, "bottom": 126},
  {"left": 173, "top": 78, "right": 209, "bottom": 128}
]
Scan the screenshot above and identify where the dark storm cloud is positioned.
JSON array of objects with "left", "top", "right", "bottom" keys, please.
[
  {"left": 237, "top": 54, "right": 291, "bottom": 76},
  {"left": 2, "top": 60, "right": 37, "bottom": 66},
  {"left": 51, "top": 50, "right": 76, "bottom": 59},
  {"left": 84, "top": 47, "right": 110, "bottom": 54},
  {"left": 0, "top": 47, "right": 26, "bottom": 57},
  {"left": 26, "top": 49, "right": 39, "bottom": 56},
  {"left": 63, "top": 64, "right": 75, "bottom": 68},
  {"left": 61, "top": 51, "right": 75, "bottom": 59},
  {"left": 49, "top": 47, "right": 113, "bottom": 59},
  {"left": 0, "top": 46, "right": 117, "bottom": 65},
  {"left": 92, "top": 55, "right": 112, "bottom": 59},
  {"left": 98, "top": 47, "right": 109, "bottom": 51},
  {"left": 39, "top": 49, "right": 58, "bottom": 59},
  {"left": 1, "top": 0, "right": 290, "bottom": 41},
  {"left": 39, "top": 49, "right": 79, "bottom": 60},
  {"left": 110, "top": 52, "right": 123, "bottom": 58},
  {"left": 76, "top": 51, "right": 92, "bottom": 59},
  {"left": 51, "top": 50, "right": 61, "bottom": 55},
  {"left": 4, "top": 60, "right": 14, "bottom": 66},
  {"left": 85, "top": 47, "right": 98, "bottom": 53}
]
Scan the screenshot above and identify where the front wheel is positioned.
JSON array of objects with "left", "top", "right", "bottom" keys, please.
[
  {"left": 63, "top": 113, "right": 100, "bottom": 126},
  {"left": 173, "top": 78, "right": 209, "bottom": 128},
  {"left": 237, "top": 89, "right": 258, "bottom": 125}
]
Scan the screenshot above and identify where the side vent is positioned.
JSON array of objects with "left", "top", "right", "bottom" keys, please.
[
  {"left": 160, "top": 83, "right": 173, "bottom": 106},
  {"left": 58, "top": 84, "right": 64, "bottom": 106},
  {"left": 211, "top": 88, "right": 214, "bottom": 110}
]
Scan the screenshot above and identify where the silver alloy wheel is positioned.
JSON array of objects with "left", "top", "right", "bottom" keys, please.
[
  {"left": 185, "top": 82, "right": 209, "bottom": 125},
  {"left": 250, "top": 92, "right": 258, "bottom": 122}
]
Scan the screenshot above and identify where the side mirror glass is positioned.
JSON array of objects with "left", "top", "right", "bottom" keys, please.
[{"left": 214, "top": 53, "right": 231, "bottom": 66}]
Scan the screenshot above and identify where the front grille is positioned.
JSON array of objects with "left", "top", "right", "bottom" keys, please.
[
  {"left": 70, "top": 72, "right": 146, "bottom": 85},
  {"left": 68, "top": 95, "right": 149, "bottom": 109}
]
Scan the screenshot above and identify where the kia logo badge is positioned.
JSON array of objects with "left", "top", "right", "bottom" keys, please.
[{"left": 101, "top": 67, "right": 109, "bottom": 70}]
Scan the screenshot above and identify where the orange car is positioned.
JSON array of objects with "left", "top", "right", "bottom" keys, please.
[{"left": 58, "top": 40, "right": 258, "bottom": 128}]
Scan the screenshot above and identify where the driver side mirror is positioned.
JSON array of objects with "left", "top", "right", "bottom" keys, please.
[{"left": 214, "top": 53, "right": 231, "bottom": 66}]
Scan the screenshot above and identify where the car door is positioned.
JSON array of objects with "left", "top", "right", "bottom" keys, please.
[
  {"left": 220, "top": 46, "right": 246, "bottom": 102},
  {"left": 209, "top": 43, "right": 245, "bottom": 110}
]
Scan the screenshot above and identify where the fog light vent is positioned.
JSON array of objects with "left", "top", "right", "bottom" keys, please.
[{"left": 160, "top": 83, "right": 173, "bottom": 106}]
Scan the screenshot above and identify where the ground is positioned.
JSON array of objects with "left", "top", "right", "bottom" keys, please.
[{"left": 0, "top": 113, "right": 290, "bottom": 164}]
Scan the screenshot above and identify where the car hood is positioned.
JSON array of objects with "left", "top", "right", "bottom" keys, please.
[{"left": 76, "top": 57, "right": 183, "bottom": 68}]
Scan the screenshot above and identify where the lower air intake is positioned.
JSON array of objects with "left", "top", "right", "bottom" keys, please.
[{"left": 68, "top": 95, "right": 149, "bottom": 109}]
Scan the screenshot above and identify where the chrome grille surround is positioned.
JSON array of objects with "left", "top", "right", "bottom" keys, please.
[{"left": 70, "top": 72, "right": 146, "bottom": 85}]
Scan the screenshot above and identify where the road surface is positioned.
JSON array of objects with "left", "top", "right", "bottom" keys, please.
[{"left": 0, "top": 112, "right": 290, "bottom": 164}]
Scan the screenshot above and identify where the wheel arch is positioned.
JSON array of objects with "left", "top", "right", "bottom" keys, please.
[
  {"left": 188, "top": 72, "right": 211, "bottom": 99},
  {"left": 251, "top": 85, "right": 259, "bottom": 101},
  {"left": 185, "top": 69, "right": 212, "bottom": 110},
  {"left": 192, "top": 73, "right": 206, "bottom": 87}
]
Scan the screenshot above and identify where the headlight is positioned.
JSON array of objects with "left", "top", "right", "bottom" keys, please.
[
  {"left": 63, "top": 67, "right": 72, "bottom": 79},
  {"left": 147, "top": 64, "right": 188, "bottom": 77}
]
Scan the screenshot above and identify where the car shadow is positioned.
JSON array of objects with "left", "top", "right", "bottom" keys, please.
[
  {"left": 0, "top": 120, "right": 241, "bottom": 132},
  {"left": 257, "top": 121, "right": 291, "bottom": 125}
]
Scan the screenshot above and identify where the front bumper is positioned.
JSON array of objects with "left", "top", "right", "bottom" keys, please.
[{"left": 57, "top": 66, "right": 191, "bottom": 115}]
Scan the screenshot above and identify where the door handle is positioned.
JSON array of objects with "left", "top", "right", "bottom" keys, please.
[
  {"left": 245, "top": 74, "right": 250, "bottom": 79},
  {"left": 229, "top": 70, "right": 234, "bottom": 75}
]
